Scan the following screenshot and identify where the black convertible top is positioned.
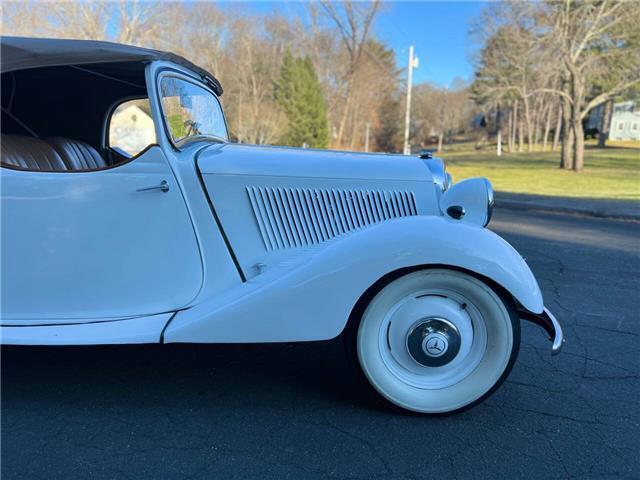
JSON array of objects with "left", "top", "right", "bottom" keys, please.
[{"left": 0, "top": 36, "right": 223, "bottom": 95}]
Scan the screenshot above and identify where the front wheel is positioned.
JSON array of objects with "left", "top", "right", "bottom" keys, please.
[{"left": 355, "top": 269, "right": 520, "bottom": 414}]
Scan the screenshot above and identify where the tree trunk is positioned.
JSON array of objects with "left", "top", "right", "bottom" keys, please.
[
  {"left": 437, "top": 131, "right": 444, "bottom": 153},
  {"left": 349, "top": 101, "right": 360, "bottom": 150},
  {"left": 507, "top": 107, "right": 513, "bottom": 152},
  {"left": 496, "top": 103, "right": 502, "bottom": 156},
  {"left": 552, "top": 103, "right": 562, "bottom": 152},
  {"left": 523, "top": 96, "right": 533, "bottom": 152},
  {"left": 336, "top": 78, "right": 353, "bottom": 148},
  {"left": 533, "top": 101, "right": 544, "bottom": 150},
  {"left": 569, "top": 67, "right": 585, "bottom": 172},
  {"left": 542, "top": 103, "right": 552, "bottom": 152},
  {"left": 364, "top": 122, "right": 370, "bottom": 152},
  {"left": 572, "top": 115, "right": 585, "bottom": 171},
  {"left": 560, "top": 95, "right": 573, "bottom": 169},
  {"left": 518, "top": 116, "right": 524, "bottom": 153},
  {"left": 597, "top": 99, "right": 613, "bottom": 148},
  {"left": 511, "top": 99, "right": 518, "bottom": 151}
]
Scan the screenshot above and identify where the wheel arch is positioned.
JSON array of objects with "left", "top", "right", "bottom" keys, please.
[{"left": 342, "top": 264, "right": 520, "bottom": 339}]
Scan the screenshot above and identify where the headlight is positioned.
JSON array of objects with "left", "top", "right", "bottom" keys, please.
[{"left": 439, "top": 177, "right": 494, "bottom": 227}]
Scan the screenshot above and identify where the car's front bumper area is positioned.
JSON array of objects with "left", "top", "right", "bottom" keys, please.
[{"left": 519, "top": 307, "right": 564, "bottom": 355}]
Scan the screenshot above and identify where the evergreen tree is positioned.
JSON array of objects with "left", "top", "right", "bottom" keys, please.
[{"left": 274, "top": 51, "right": 329, "bottom": 148}]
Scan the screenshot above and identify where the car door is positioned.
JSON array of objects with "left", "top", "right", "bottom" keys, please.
[{"left": 1, "top": 138, "right": 203, "bottom": 325}]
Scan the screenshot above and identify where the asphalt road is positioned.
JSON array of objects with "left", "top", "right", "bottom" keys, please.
[{"left": 2, "top": 208, "right": 639, "bottom": 480}]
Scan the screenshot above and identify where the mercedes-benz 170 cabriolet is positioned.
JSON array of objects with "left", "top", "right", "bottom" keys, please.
[{"left": 0, "top": 37, "right": 562, "bottom": 414}]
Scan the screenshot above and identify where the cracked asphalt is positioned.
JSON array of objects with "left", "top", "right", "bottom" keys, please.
[{"left": 2, "top": 208, "right": 639, "bottom": 479}]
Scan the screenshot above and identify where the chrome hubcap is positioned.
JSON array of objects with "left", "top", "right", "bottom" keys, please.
[
  {"left": 407, "top": 318, "right": 461, "bottom": 367},
  {"left": 379, "top": 292, "right": 487, "bottom": 389}
]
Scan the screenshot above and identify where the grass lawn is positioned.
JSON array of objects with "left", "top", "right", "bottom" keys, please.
[{"left": 440, "top": 141, "right": 640, "bottom": 201}]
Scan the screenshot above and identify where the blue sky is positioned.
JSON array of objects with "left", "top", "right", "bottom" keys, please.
[{"left": 216, "top": 1, "right": 486, "bottom": 87}]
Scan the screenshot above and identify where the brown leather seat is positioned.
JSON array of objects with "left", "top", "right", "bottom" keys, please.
[
  {"left": 1, "top": 134, "right": 67, "bottom": 170},
  {"left": 1, "top": 135, "right": 107, "bottom": 171},
  {"left": 46, "top": 137, "right": 107, "bottom": 170}
]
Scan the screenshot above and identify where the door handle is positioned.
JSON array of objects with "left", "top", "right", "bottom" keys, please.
[{"left": 137, "top": 180, "right": 169, "bottom": 193}]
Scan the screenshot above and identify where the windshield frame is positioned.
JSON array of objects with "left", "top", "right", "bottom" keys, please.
[{"left": 156, "top": 69, "right": 228, "bottom": 151}]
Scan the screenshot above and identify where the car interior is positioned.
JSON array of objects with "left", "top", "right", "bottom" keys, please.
[{"left": 1, "top": 61, "right": 153, "bottom": 172}]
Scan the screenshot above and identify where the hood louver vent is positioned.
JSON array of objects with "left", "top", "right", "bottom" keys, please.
[{"left": 247, "top": 186, "right": 418, "bottom": 251}]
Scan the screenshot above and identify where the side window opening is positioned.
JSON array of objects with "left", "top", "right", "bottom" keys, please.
[
  {"left": 108, "top": 98, "right": 156, "bottom": 158},
  {"left": 1, "top": 62, "right": 151, "bottom": 172}
]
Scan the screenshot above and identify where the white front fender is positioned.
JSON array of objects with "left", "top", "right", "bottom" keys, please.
[{"left": 164, "top": 216, "right": 543, "bottom": 344}]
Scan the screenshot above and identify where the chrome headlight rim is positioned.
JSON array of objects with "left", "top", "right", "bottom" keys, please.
[{"left": 484, "top": 178, "right": 494, "bottom": 227}]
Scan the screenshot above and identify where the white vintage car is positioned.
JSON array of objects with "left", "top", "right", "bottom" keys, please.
[{"left": 0, "top": 37, "right": 562, "bottom": 414}]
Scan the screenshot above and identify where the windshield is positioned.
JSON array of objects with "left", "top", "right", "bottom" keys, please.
[{"left": 159, "top": 76, "right": 228, "bottom": 145}]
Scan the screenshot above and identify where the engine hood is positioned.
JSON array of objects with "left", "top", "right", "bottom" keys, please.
[{"left": 197, "top": 143, "right": 432, "bottom": 182}]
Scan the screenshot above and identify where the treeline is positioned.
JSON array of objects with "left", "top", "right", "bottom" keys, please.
[
  {"left": 472, "top": 1, "right": 640, "bottom": 171},
  {"left": 2, "top": 1, "right": 404, "bottom": 151},
  {"left": 3, "top": 1, "right": 637, "bottom": 168}
]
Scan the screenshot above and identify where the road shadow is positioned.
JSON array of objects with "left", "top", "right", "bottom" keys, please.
[{"left": 1, "top": 339, "right": 383, "bottom": 415}]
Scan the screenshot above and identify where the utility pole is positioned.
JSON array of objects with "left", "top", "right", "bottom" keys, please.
[
  {"left": 496, "top": 103, "right": 502, "bottom": 157},
  {"left": 403, "top": 45, "right": 418, "bottom": 155},
  {"left": 364, "top": 122, "right": 370, "bottom": 152}
]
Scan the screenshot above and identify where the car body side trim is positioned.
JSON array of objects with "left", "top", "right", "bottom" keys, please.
[{"left": 0, "top": 313, "right": 172, "bottom": 345}]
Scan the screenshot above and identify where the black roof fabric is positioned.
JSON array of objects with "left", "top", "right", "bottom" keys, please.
[{"left": 0, "top": 36, "right": 223, "bottom": 95}]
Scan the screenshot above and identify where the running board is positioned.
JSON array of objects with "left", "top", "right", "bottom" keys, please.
[{"left": 0, "top": 313, "right": 173, "bottom": 345}]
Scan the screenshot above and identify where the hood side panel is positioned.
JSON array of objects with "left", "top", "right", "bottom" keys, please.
[
  {"left": 196, "top": 144, "right": 439, "bottom": 279},
  {"left": 200, "top": 173, "right": 438, "bottom": 279}
]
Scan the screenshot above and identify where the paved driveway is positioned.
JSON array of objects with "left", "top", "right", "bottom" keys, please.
[{"left": 2, "top": 208, "right": 639, "bottom": 479}]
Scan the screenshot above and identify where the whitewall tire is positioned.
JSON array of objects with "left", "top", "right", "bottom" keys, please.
[{"left": 354, "top": 269, "right": 519, "bottom": 414}]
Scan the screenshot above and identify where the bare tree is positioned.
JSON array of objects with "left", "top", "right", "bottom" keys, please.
[
  {"left": 2, "top": 0, "right": 399, "bottom": 152},
  {"left": 544, "top": 0, "right": 640, "bottom": 170},
  {"left": 318, "top": 0, "right": 380, "bottom": 148},
  {"left": 471, "top": 2, "right": 557, "bottom": 152},
  {"left": 472, "top": 0, "right": 640, "bottom": 170},
  {"left": 223, "top": 17, "right": 290, "bottom": 144},
  {"left": 413, "top": 80, "right": 473, "bottom": 152},
  {"left": 2, "top": 0, "right": 168, "bottom": 45}
]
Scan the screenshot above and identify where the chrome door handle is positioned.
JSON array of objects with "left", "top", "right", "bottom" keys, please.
[{"left": 137, "top": 180, "right": 169, "bottom": 193}]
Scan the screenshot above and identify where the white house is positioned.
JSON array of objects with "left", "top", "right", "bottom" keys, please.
[{"left": 609, "top": 101, "right": 640, "bottom": 141}]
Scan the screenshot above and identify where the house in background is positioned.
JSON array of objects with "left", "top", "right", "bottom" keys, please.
[
  {"left": 586, "top": 100, "right": 640, "bottom": 141},
  {"left": 609, "top": 101, "right": 640, "bottom": 141}
]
